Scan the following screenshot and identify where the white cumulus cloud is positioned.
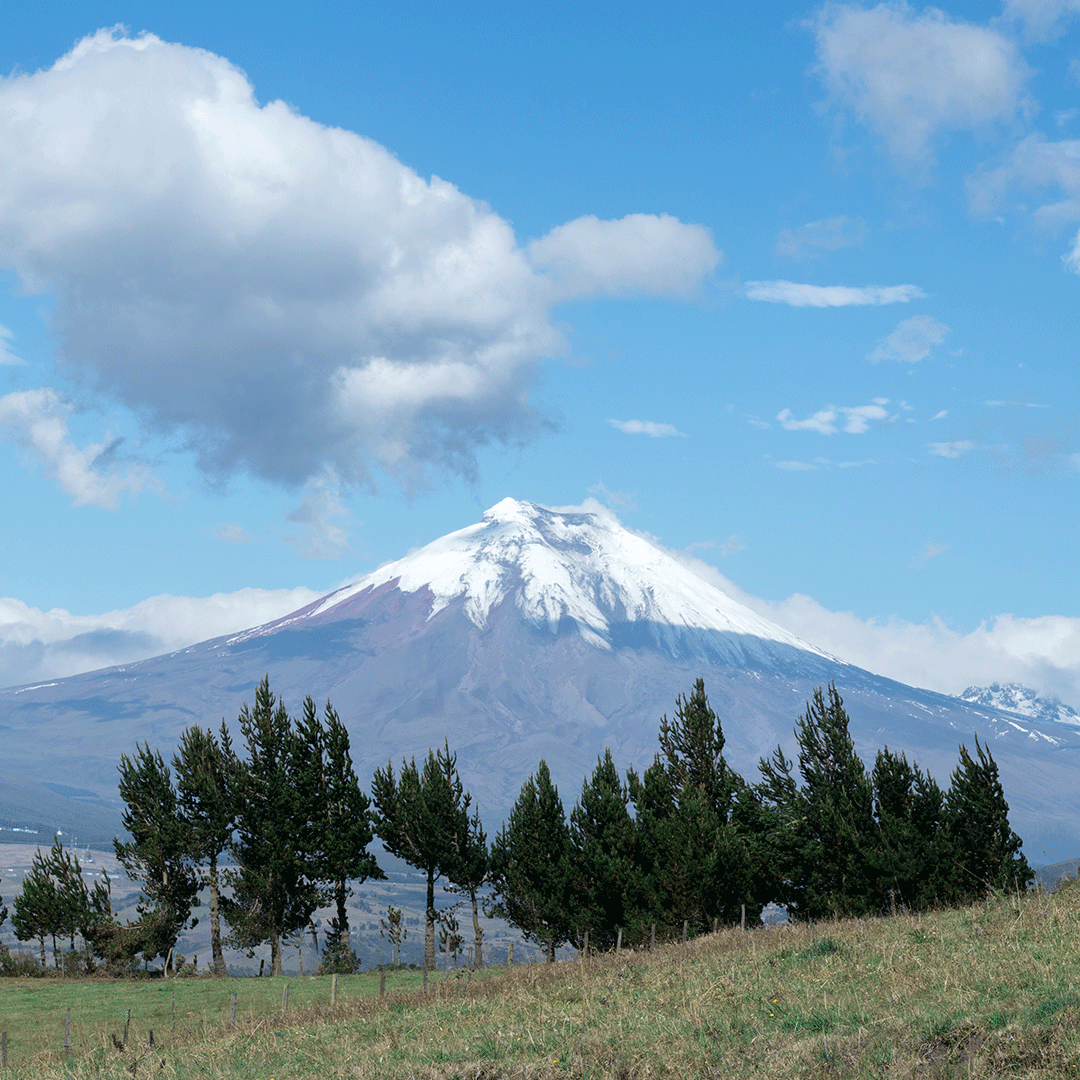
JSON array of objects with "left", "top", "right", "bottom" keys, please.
[
  {"left": 869, "top": 314, "right": 950, "bottom": 363},
  {"left": 0, "top": 388, "right": 154, "bottom": 508},
  {"left": 812, "top": 1, "right": 1030, "bottom": 168},
  {"left": 607, "top": 419, "right": 686, "bottom": 438},
  {"left": 744, "top": 280, "right": 925, "bottom": 306},
  {"left": 528, "top": 214, "right": 719, "bottom": 301},
  {"left": 0, "top": 30, "right": 718, "bottom": 496},
  {"left": 666, "top": 550, "right": 1080, "bottom": 710},
  {"left": 0, "top": 586, "right": 321, "bottom": 688},
  {"left": 777, "top": 400, "right": 890, "bottom": 435}
]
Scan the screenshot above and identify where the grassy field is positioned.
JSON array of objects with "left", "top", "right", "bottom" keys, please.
[{"left": 3, "top": 881, "right": 1080, "bottom": 1078}]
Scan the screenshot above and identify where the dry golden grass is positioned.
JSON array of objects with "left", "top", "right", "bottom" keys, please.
[{"left": 6, "top": 881, "right": 1080, "bottom": 1078}]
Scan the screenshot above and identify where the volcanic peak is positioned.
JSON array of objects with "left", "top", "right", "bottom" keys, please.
[{"left": 297, "top": 498, "right": 833, "bottom": 659}]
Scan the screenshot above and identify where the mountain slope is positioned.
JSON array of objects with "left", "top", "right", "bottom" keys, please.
[{"left": 2, "top": 498, "right": 1078, "bottom": 862}]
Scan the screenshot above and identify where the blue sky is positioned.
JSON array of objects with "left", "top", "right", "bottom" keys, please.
[{"left": 1, "top": 0, "right": 1079, "bottom": 702}]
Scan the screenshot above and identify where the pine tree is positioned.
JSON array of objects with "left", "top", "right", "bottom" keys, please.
[
  {"left": 295, "top": 697, "right": 384, "bottom": 970},
  {"left": 173, "top": 721, "right": 237, "bottom": 976},
  {"left": 946, "top": 737, "right": 1033, "bottom": 899},
  {"left": 49, "top": 835, "right": 90, "bottom": 954},
  {"left": 446, "top": 803, "right": 488, "bottom": 967},
  {"left": 633, "top": 678, "right": 757, "bottom": 932},
  {"left": 115, "top": 743, "right": 200, "bottom": 971},
  {"left": 570, "top": 749, "right": 640, "bottom": 949},
  {"left": 372, "top": 741, "right": 467, "bottom": 972},
  {"left": 227, "top": 676, "right": 321, "bottom": 976},
  {"left": 12, "top": 844, "right": 60, "bottom": 967},
  {"left": 488, "top": 760, "right": 574, "bottom": 961},
  {"left": 872, "top": 747, "right": 952, "bottom": 912},
  {"left": 757, "top": 684, "right": 879, "bottom": 920}
]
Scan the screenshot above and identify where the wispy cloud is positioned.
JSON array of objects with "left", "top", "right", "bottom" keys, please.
[
  {"left": 775, "top": 216, "right": 866, "bottom": 259},
  {"left": 985, "top": 399, "right": 1049, "bottom": 408},
  {"left": 588, "top": 481, "right": 637, "bottom": 511},
  {"left": 0, "top": 388, "right": 156, "bottom": 508},
  {"left": 283, "top": 472, "right": 350, "bottom": 559},
  {"left": 744, "top": 280, "right": 926, "bottom": 307},
  {"left": 869, "top": 315, "right": 950, "bottom": 363},
  {"left": 213, "top": 523, "right": 256, "bottom": 543},
  {"left": 777, "top": 399, "right": 890, "bottom": 435},
  {"left": 0, "top": 325, "right": 23, "bottom": 366},
  {"left": 910, "top": 542, "right": 950, "bottom": 569},
  {"left": 811, "top": 2, "right": 1030, "bottom": 169},
  {"left": 932, "top": 410, "right": 948, "bottom": 420},
  {"left": 0, "top": 586, "right": 321, "bottom": 688},
  {"left": 929, "top": 440, "right": 976, "bottom": 458},
  {"left": 607, "top": 419, "right": 686, "bottom": 438},
  {"left": 774, "top": 459, "right": 820, "bottom": 471}
]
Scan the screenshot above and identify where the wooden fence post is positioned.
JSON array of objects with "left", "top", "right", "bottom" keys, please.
[
  {"left": 682, "top": 920, "right": 688, "bottom": 945},
  {"left": 331, "top": 974, "right": 338, "bottom": 1004},
  {"left": 583, "top": 931, "right": 589, "bottom": 960},
  {"left": 282, "top": 984, "right": 289, "bottom": 1014},
  {"left": 508, "top": 942, "right": 514, "bottom": 967},
  {"left": 64, "top": 1007, "right": 70, "bottom": 1062},
  {"left": 123, "top": 1009, "right": 131, "bottom": 1047},
  {"left": 379, "top": 969, "right": 386, "bottom": 997},
  {"left": 444, "top": 943, "right": 451, "bottom": 983},
  {"left": 171, "top": 991, "right": 176, "bottom": 1032},
  {"left": 741, "top": 904, "right": 746, "bottom": 932},
  {"left": 616, "top": 928, "right": 622, "bottom": 953},
  {"left": 230, "top": 993, "right": 237, "bottom": 1023}
]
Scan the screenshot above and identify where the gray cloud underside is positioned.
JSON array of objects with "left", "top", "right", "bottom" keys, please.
[{"left": 0, "top": 30, "right": 718, "bottom": 493}]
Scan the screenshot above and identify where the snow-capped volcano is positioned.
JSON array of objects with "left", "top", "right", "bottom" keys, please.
[
  {"left": 4, "top": 497, "right": 1080, "bottom": 863},
  {"left": 958, "top": 683, "right": 1080, "bottom": 729},
  {"left": 240, "top": 498, "right": 834, "bottom": 664}
]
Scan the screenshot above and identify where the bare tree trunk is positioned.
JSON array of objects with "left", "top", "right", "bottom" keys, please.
[
  {"left": 336, "top": 880, "right": 350, "bottom": 954},
  {"left": 270, "top": 927, "right": 282, "bottom": 977},
  {"left": 469, "top": 888, "right": 483, "bottom": 968},
  {"left": 424, "top": 868, "right": 436, "bottom": 972},
  {"left": 210, "top": 856, "right": 227, "bottom": 976}
]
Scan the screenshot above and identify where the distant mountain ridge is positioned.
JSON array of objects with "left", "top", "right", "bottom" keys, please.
[
  {"left": 3, "top": 498, "right": 1080, "bottom": 863},
  {"left": 958, "top": 683, "right": 1080, "bottom": 729}
]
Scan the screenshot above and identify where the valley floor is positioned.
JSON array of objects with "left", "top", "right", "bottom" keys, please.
[{"left": 3, "top": 882, "right": 1080, "bottom": 1078}]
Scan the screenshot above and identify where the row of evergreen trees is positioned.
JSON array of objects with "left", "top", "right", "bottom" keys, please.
[
  {"left": 489, "top": 680, "right": 1032, "bottom": 959},
  {"left": 0, "top": 675, "right": 1031, "bottom": 973}
]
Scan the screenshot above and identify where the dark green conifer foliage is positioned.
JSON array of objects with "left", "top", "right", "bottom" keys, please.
[
  {"left": 632, "top": 679, "right": 758, "bottom": 932},
  {"left": 658, "top": 677, "right": 735, "bottom": 812},
  {"left": 115, "top": 743, "right": 200, "bottom": 970},
  {"left": 758, "top": 683, "right": 879, "bottom": 920},
  {"left": 488, "top": 760, "right": 574, "bottom": 961},
  {"left": 12, "top": 843, "right": 61, "bottom": 966},
  {"left": 872, "top": 747, "right": 952, "bottom": 911},
  {"left": 946, "top": 736, "right": 1033, "bottom": 898},
  {"left": 49, "top": 835, "right": 90, "bottom": 953},
  {"left": 372, "top": 741, "right": 467, "bottom": 972},
  {"left": 296, "top": 696, "right": 384, "bottom": 968},
  {"left": 447, "top": 803, "right": 488, "bottom": 967},
  {"left": 173, "top": 722, "right": 237, "bottom": 976},
  {"left": 227, "top": 676, "right": 321, "bottom": 976},
  {"left": 570, "top": 748, "right": 639, "bottom": 949}
]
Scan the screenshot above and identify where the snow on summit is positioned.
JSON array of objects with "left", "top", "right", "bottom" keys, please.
[{"left": 305, "top": 498, "right": 833, "bottom": 658}]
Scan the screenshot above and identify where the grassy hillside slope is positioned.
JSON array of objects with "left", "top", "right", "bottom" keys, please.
[{"left": 3, "top": 880, "right": 1080, "bottom": 1078}]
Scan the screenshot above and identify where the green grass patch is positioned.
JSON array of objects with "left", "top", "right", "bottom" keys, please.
[{"left": 4, "top": 887, "right": 1080, "bottom": 1077}]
